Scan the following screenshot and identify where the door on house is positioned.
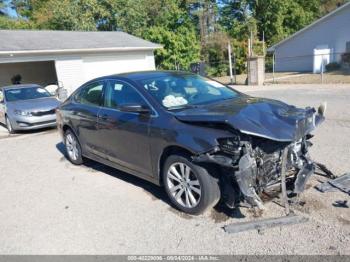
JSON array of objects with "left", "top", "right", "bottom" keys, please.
[{"left": 313, "top": 46, "right": 331, "bottom": 74}]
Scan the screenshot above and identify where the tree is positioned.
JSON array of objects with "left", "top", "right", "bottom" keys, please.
[
  {"left": 250, "top": 0, "right": 320, "bottom": 45},
  {"left": 19, "top": 0, "right": 200, "bottom": 70},
  {"left": 0, "top": 0, "right": 32, "bottom": 29}
]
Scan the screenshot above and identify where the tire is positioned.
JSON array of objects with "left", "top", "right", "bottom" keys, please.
[
  {"left": 5, "top": 116, "right": 15, "bottom": 134},
  {"left": 163, "top": 154, "right": 221, "bottom": 215},
  {"left": 64, "top": 129, "right": 84, "bottom": 165}
]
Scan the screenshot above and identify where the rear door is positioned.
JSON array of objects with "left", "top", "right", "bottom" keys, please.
[
  {"left": 96, "top": 79, "right": 153, "bottom": 176},
  {"left": 0, "top": 89, "right": 5, "bottom": 124},
  {"left": 70, "top": 80, "right": 105, "bottom": 154}
]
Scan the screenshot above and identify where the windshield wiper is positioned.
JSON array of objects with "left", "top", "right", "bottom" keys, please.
[{"left": 167, "top": 104, "right": 199, "bottom": 111}]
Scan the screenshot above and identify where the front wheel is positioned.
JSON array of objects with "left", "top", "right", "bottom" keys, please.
[
  {"left": 163, "top": 154, "right": 220, "bottom": 215},
  {"left": 5, "top": 116, "right": 15, "bottom": 134},
  {"left": 64, "top": 129, "right": 84, "bottom": 165}
]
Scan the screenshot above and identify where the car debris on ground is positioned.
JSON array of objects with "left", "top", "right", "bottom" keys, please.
[
  {"left": 224, "top": 160, "right": 349, "bottom": 234},
  {"left": 316, "top": 173, "right": 350, "bottom": 195},
  {"left": 224, "top": 213, "right": 309, "bottom": 234}
]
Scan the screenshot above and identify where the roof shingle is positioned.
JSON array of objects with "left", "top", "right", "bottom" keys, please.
[{"left": 0, "top": 30, "right": 161, "bottom": 53}]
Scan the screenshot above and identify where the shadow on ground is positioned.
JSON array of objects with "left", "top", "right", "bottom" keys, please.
[
  {"left": 56, "top": 142, "right": 246, "bottom": 221},
  {"left": 56, "top": 142, "right": 171, "bottom": 206}
]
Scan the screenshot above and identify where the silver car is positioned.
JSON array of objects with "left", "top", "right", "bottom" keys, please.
[{"left": 0, "top": 84, "right": 60, "bottom": 133}]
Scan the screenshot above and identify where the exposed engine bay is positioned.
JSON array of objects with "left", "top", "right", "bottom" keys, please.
[{"left": 191, "top": 104, "right": 326, "bottom": 210}]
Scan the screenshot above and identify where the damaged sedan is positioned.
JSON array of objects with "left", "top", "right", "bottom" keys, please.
[{"left": 57, "top": 71, "right": 325, "bottom": 215}]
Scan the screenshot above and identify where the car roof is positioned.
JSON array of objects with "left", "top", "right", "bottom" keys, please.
[
  {"left": 106, "top": 70, "right": 196, "bottom": 81},
  {"left": 2, "top": 84, "right": 42, "bottom": 90}
]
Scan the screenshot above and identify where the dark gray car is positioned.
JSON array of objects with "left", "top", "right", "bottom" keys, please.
[
  {"left": 0, "top": 84, "right": 60, "bottom": 133},
  {"left": 57, "top": 71, "right": 325, "bottom": 215}
]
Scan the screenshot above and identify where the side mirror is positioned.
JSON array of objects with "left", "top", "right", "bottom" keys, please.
[{"left": 119, "top": 103, "right": 151, "bottom": 114}]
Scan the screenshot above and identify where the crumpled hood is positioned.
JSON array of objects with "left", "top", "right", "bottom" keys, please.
[
  {"left": 7, "top": 97, "right": 60, "bottom": 112},
  {"left": 174, "top": 96, "right": 324, "bottom": 142}
]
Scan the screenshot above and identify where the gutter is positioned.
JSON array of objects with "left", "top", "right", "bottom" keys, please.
[{"left": 0, "top": 46, "right": 163, "bottom": 56}]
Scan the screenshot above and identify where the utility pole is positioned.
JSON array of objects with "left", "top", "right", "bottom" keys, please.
[
  {"left": 228, "top": 42, "right": 233, "bottom": 85},
  {"left": 321, "top": 55, "right": 324, "bottom": 84},
  {"left": 262, "top": 31, "right": 266, "bottom": 56},
  {"left": 273, "top": 52, "right": 275, "bottom": 84},
  {"left": 233, "top": 48, "right": 237, "bottom": 84}
]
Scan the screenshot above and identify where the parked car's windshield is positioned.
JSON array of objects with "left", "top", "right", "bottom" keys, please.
[
  {"left": 5, "top": 87, "right": 51, "bottom": 102},
  {"left": 138, "top": 74, "right": 239, "bottom": 109}
]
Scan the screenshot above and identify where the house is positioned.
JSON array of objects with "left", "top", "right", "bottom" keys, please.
[
  {"left": 268, "top": 2, "right": 350, "bottom": 73},
  {"left": 0, "top": 30, "right": 161, "bottom": 93}
]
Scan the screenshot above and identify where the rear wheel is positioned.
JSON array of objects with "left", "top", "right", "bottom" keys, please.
[
  {"left": 5, "top": 116, "right": 15, "bottom": 134},
  {"left": 64, "top": 129, "right": 83, "bottom": 165},
  {"left": 163, "top": 154, "right": 220, "bottom": 215}
]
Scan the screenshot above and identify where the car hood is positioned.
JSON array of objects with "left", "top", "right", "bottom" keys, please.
[
  {"left": 7, "top": 97, "right": 60, "bottom": 112},
  {"left": 173, "top": 96, "right": 324, "bottom": 142}
]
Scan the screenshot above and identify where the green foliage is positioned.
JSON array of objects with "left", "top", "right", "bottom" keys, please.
[
  {"left": 202, "top": 32, "right": 229, "bottom": 76},
  {"left": 144, "top": 25, "right": 200, "bottom": 70},
  {"left": 0, "top": 16, "right": 32, "bottom": 29},
  {"left": 249, "top": 0, "right": 320, "bottom": 45}
]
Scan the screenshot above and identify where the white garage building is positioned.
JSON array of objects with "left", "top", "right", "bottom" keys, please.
[
  {"left": 268, "top": 2, "right": 350, "bottom": 73},
  {"left": 0, "top": 30, "right": 161, "bottom": 93}
]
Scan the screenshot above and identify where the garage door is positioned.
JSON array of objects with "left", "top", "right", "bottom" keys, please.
[{"left": 82, "top": 52, "right": 156, "bottom": 82}]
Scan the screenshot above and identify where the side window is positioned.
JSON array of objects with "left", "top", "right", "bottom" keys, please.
[
  {"left": 76, "top": 81, "right": 104, "bottom": 106},
  {"left": 104, "top": 80, "right": 146, "bottom": 109}
]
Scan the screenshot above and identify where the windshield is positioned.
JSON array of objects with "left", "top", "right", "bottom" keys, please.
[
  {"left": 137, "top": 74, "right": 239, "bottom": 109},
  {"left": 5, "top": 87, "right": 51, "bottom": 102}
]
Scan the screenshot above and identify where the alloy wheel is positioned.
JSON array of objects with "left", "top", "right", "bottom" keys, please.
[
  {"left": 65, "top": 133, "right": 79, "bottom": 161},
  {"left": 166, "top": 162, "right": 202, "bottom": 208}
]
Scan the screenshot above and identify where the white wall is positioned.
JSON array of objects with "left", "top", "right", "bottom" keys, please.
[
  {"left": 82, "top": 50, "right": 156, "bottom": 82},
  {"left": 274, "top": 5, "right": 350, "bottom": 72},
  {"left": 55, "top": 58, "right": 85, "bottom": 94}
]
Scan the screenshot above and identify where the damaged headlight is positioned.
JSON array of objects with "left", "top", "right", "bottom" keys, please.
[{"left": 218, "top": 137, "right": 241, "bottom": 155}]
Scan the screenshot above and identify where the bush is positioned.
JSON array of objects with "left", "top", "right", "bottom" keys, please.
[
  {"left": 206, "top": 63, "right": 229, "bottom": 77},
  {"left": 341, "top": 53, "right": 350, "bottom": 64},
  {"left": 325, "top": 62, "right": 341, "bottom": 71}
]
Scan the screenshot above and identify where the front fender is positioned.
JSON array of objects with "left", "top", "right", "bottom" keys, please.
[{"left": 167, "top": 121, "right": 234, "bottom": 154}]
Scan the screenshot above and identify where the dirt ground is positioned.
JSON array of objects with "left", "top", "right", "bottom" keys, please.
[{"left": 0, "top": 84, "right": 349, "bottom": 255}]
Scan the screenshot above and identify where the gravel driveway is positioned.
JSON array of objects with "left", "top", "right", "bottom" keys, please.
[{"left": 0, "top": 84, "right": 349, "bottom": 255}]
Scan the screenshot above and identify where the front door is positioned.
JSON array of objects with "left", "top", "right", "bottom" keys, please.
[{"left": 97, "top": 79, "right": 153, "bottom": 176}]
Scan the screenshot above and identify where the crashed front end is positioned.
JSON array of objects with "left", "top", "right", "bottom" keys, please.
[{"left": 192, "top": 105, "right": 325, "bottom": 210}]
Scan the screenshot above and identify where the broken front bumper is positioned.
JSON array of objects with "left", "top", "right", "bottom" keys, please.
[{"left": 193, "top": 143, "right": 316, "bottom": 210}]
